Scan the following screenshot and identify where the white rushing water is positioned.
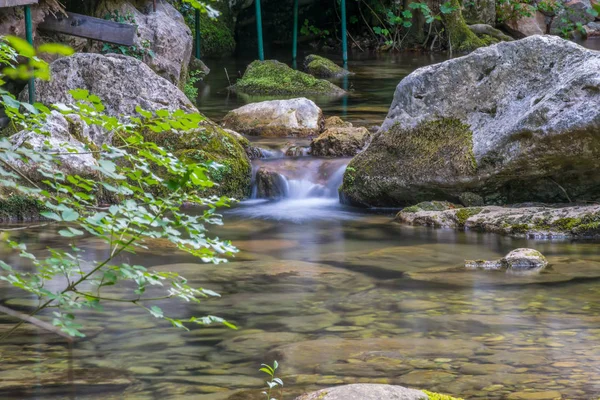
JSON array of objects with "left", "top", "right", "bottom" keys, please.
[{"left": 234, "top": 146, "right": 355, "bottom": 221}]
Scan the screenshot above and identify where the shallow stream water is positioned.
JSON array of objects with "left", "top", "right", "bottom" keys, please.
[{"left": 2, "top": 48, "right": 600, "bottom": 400}]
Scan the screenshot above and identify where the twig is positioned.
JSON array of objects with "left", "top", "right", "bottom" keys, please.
[
  {"left": 348, "top": 32, "right": 364, "bottom": 52},
  {"left": 224, "top": 68, "right": 232, "bottom": 87},
  {"left": 549, "top": 178, "right": 572, "bottom": 203},
  {"left": 0, "top": 222, "right": 52, "bottom": 232},
  {"left": 0, "top": 304, "right": 73, "bottom": 342}
]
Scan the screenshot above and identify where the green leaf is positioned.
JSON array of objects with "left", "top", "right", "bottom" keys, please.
[
  {"left": 5, "top": 36, "right": 34, "bottom": 58},
  {"left": 61, "top": 209, "right": 79, "bottom": 222},
  {"left": 149, "top": 305, "right": 164, "bottom": 318},
  {"left": 37, "top": 43, "right": 75, "bottom": 56}
]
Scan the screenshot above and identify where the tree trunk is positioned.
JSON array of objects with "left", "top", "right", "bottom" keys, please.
[{"left": 441, "top": 0, "right": 485, "bottom": 52}]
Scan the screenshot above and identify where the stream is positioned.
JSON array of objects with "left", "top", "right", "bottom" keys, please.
[{"left": 1, "top": 48, "right": 600, "bottom": 400}]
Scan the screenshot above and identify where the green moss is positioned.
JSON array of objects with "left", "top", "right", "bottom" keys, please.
[
  {"left": 0, "top": 194, "right": 47, "bottom": 223},
  {"left": 510, "top": 223, "right": 530, "bottom": 234},
  {"left": 143, "top": 119, "right": 251, "bottom": 199},
  {"left": 553, "top": 217, "right": 582, "bottom": 232},
  {"left": 443, "top": 0, "right": 486, "bottom": 52},
  {"left": 422, "top": 390, "right": 464, "bottom": 400},
  {"left": 197, "top": 12, "right": 236, "bottom": 57},
  {"left": 403, "top": 205, "right": 422, "bottom": 213},
  {"left": 304, "top": 54, "right": 349, "bottom": 78},
  {"left": 455, "top": 207, "right": 482, "bottom": 226},
  {"left": 233, "top": 60, "right": 345, "bottom": 96},
  {"left": 341, "top": 118, "right": 477, "bottom": 207}
]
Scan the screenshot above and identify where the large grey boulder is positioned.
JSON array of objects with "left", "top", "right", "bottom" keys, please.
[
  {"left": 341, "top": 36, "right": 600, "bottom": 207},
  {"left": 95, "top": 0, "right": 193, "bottom": 86},
  {"left": 222, "top": 98, "right": 324, "bottom": 137},
  {"left": 294, "top": 384, "right": 428, "bottom": 400},
  {"left": 21, "top": 53, "right": 195, "bottom": 119}
]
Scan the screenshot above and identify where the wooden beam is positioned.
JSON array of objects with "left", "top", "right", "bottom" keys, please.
[
  {"left": 38, "top": 11, "right": 136, "bottom": 46},
  {"left": 0, "top": 0, "right": 37, "bottom": 7}
]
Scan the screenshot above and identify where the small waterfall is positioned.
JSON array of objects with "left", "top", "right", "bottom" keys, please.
[{"left": 251, "top": 158, "right": 349, "bottom": 201}]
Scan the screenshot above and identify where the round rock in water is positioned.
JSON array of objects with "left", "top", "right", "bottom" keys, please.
[
  {"left": 294, "top": 384, "right": 428, "bottom": 400},
  {"left": 503, "top": 248, "right": 548, "bottom": 271}
]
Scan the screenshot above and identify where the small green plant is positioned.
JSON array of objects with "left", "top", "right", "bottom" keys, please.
[
  {"left": 300, "top": 19, "right": 330, "bottom": 38},
  {"left": 260, "top": 361, "right": 283, "bottom": 400},
  {"left": 184, "top": 70, "right": 203, "bottom": 103},
  {"left": 371, "top": 2, "right": 456, "bottom": 50},
  {"left": 496, "top": 0, "right": 535, "bottom": 23},
  {"left": 102, "top": 11, "right": 155, "bottom": 60}
]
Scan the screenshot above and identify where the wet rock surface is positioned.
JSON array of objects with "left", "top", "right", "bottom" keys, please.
[{"left": 396, "top": 204, "right": 600, "bottom": 238}]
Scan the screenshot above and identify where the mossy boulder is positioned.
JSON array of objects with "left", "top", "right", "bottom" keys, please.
[
  {"left": 143, "top": 118, "right": 251, "bottom": 199},
  {"left": 341, "top": 36, "right": 600, "bottom": 207},
  {"left": 0, "top": 194, "right": 47, "bottom": 223},
  {"left": 232, "top": 60, "right": 346, "bottom": 96},
  {"left": 341, "top": 119, "right": 477, "bottom": 207},
  {"left": 304, "top": 54, "right": 351, "bottom": 78}
]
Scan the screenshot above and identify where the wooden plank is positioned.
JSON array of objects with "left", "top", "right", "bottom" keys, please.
[
  {"left": 38, "top": 11, "right": 136, "bottom": 46},
  {"left": 0, "top": 0, "right": 38, "bottom": 7}
]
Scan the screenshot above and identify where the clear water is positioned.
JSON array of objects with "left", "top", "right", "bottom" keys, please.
[{"left": 2, "top": 47, "right": 600, "bottom": 400}]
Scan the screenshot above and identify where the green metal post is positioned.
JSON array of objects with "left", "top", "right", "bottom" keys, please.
[
  {"left": 255, "top": 0, "right": 265, "bottom": 61},
  {"left": 24, "top": 5, "right": 35, "bottom": 104},
  {"left": 195, "top": 8, "right": 201, "bottom": 59},
  {"left": 292, "top": 0, "right": 299, "bottom": 62},
  {"left": 340, "top": 0, "right": 348, "bottom": 64}
]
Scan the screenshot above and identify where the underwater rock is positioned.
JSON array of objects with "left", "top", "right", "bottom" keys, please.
[
  {"left": 223, "top": 98, "right": 323, "bottom": 137},
  {"left": 340, "top": 36, "right": 600, "bottom": 207},
  {"left": 304, "top": 54, "right": 352, "bottom": 79},
  {"left": 294, "top": 384, "right": 428, "bottom": 400},
  {"left": 95, "top": 0, "right": 193, "bottom": 86},
  {"left": 396, "top": 204, "right": 600, "bottom": 238},
  {"left": 231, "top": 60, "right": 346, "bottom": 96},
  {"left": 310, "top": 125, "right": 371, "bottom": 157}
]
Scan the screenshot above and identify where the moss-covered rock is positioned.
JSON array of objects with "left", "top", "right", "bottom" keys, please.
[
  {"left": 341, "top": 119, "right": 476, "bottom": 207},
  {"left": 0, "top": 194, "right": 47, "bottom": 223},
  {"left": 402, "top": 201, "right": 461, "bottom": 213},
  {"left": 310, "top": 126, "right": 371, "bottom": 157},
  {"left": 396, "top": 204, "right": 600, "bottom": 239},
  {"left": 232, "top": 60, "right": 346, "bottom": 96},
  {"left": 304, "top": 54, "right": 351, "bottom": 78},
  {"left": 342, "top": 37, "right": 600, "bottom": 207},
  {"left": 144, "top": 118, "right": 251, "bottom": 199}
]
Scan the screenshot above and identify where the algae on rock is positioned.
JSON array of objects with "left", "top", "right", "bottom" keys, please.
[
  {"left": 143, "top": 118, "right": 252, "bottom": 199},
  {"left": 304, "top": 54, "right": 351, "bottom": 78},
  {"left": 232, "top": 60, "right": 346, "bottom": 96},
  {"left": 341, "top": 119, "right": 477, "bottom": 207}
]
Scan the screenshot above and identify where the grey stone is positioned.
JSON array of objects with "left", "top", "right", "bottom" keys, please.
[
  {"left": 222, "top": 98, "right": 324, "bottom": 137},
  {"left": 20, "top": 53, "right": 195, "bottom": 119},
  {"left": 294, "top": 384, "right": 428, "bottom": 400},
  {"left": 341, "top": 36, "right": 600, "bottom": 207},
  {"left": 503, "top": 248, "right": 548, "bottom": 271},
  {"left": 95, "top": 0, "right": 193, "bottom": 85}
]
